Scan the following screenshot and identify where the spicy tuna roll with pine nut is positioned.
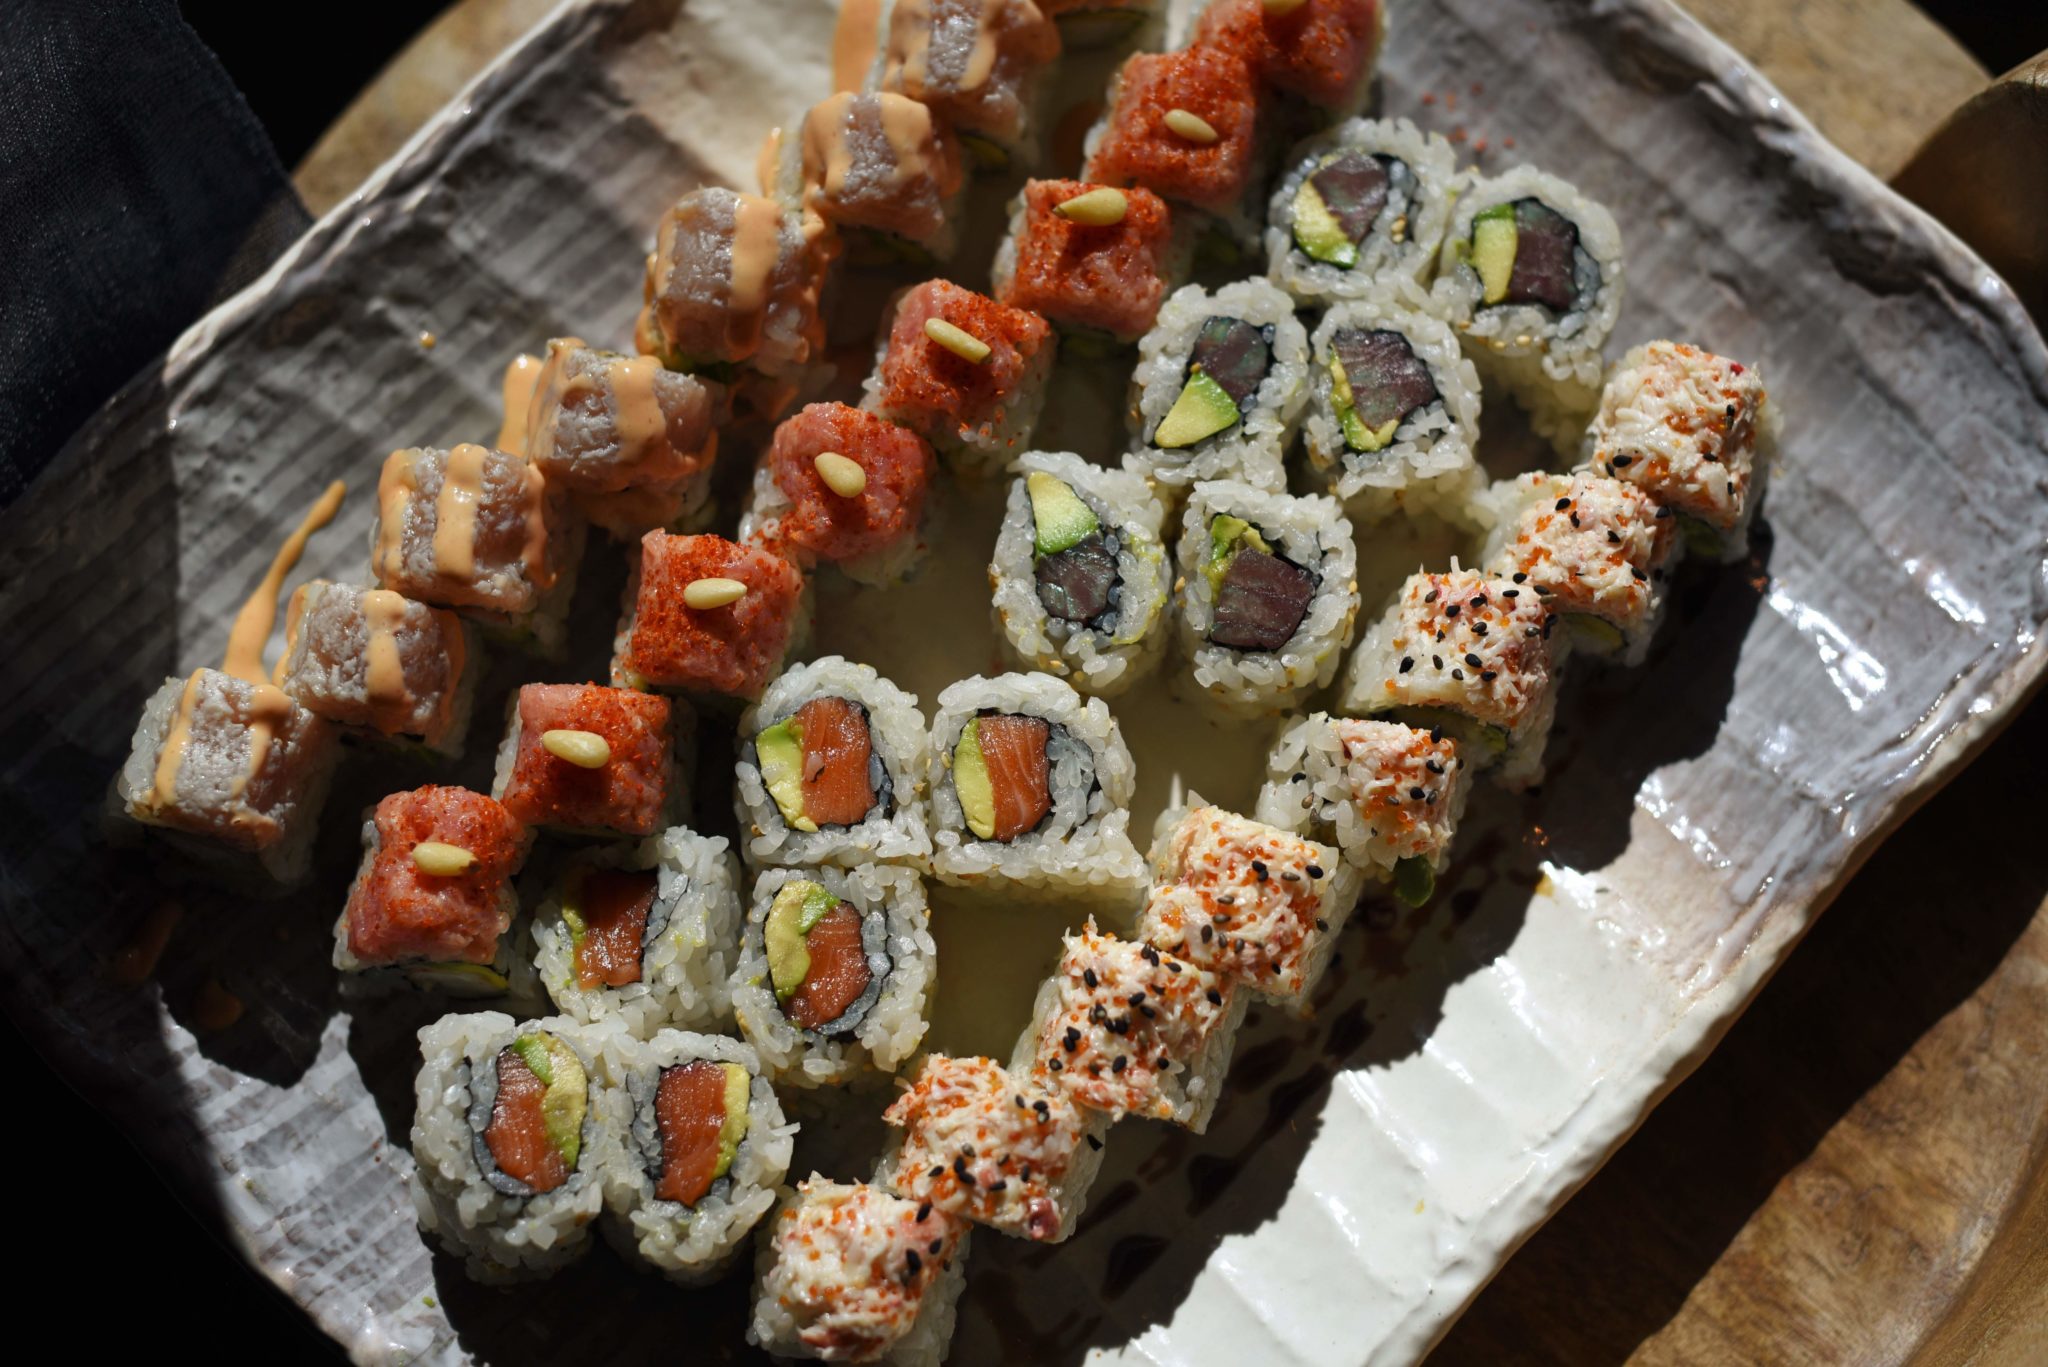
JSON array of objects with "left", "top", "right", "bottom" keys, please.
[
  {"left": 991, "top": 179, "right": 1189, "bottom": 347},
  {"left": 492, "top": 683, "right": 689, "bottom": 839},
  {"left": 611, "top": 531, "right": 811, "bottom": 707},
  {"left": 740, "top": 402, "right": 939, "bottom": 589}
]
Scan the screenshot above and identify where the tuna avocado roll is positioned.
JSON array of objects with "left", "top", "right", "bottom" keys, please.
[
  {"left": 492, "top": 683, "right": 688, "bottom": 839},
  {"left": 992, "top": 179, "right": 1187, "bottom": 346},
  {"left": 741, "top": 401, "right": 939, "bottom": 588},
  {"left": 1265, "top": 117, "right": 1458, "bottom": 302}
]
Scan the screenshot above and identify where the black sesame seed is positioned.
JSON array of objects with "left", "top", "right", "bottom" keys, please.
[
  {"left": 1399, "top": 657, "right": 1414, "bottom": 674},
  {"left": 1015, "top": 1094, "right": 1027, "bottom": 1109},
  {"left": 1128, "top": 992, "right": 1146, "bottom": 1007},
  {"left": 1306, "top": 864, "right": 1323, "bottom": 878},
  {"left": 1607, "top": 530, "right": 1621, "bottom": 544},
  {"left": 1111, "top": 1055, "right": 1127, "bottom": 1074},
  {"left": 1569, "top": 511, "right": 1581, "bottom": 528},
  {"left": 1315, "top": 919, "right": 1329, "bottom": 932},
  {"left": 1554, "top": 497, "right": 1572, "bottom": 511},
  {"left": 1444, "top": 603, "right": 1460, "bottom": 618},
  {"left": 1432, "top": 654, "right": 1444, "bottom": 669},
  {"left": 988, "top": 1179, "right": 1008, "bottom": 1193},
  {"left": 1139, "top": 1004, "right": 1157, "bottom": 1018},
  {"left": 929, "top": 1238, "right": 944, "bottom": 1255},
  {"left": 1631, "top": 567, "right": 1647, "bottom": 581},
  {"left": 1087, "top": 1134, "right": 1103, "bottom": 1151},
  {"left": 917, "top": 1202, "right": 932, "bottom": 1221},
  {"left": 1140, "top": 945, "right": 1160, "bottom": 965},
  {"left": 1251, "top": 859, "right": 1269, "bottom": 880},
  {"left": 1472, "top": 595, "right": 1488, "bottom": 610},
  {"left": 1048, "top": 1057, "right": 1063, "bottom": 1072},
  {"left": 1166, "top": 959, "right": 1183, "bottom": 972},
  {"left": 1612, "top": 454, "right": 1633, "bottom": 469},
  {"left": 1473, "top": 621, "right": 1489, "bottom": 637},
  {"left": 1082, "top": 968, "right": 1097, "bottom": 989},
  {"left": 1200, "top": 924, "right": 1214, "bottom": 942},
  {"left": 1464, "top": 652, "right": 1482, "bottom": 667},
  {"left": 1481, "top": 670, "right": 1497, "bottom": 682},
  {"left": 1451, "top": 668, "right": 1464, "bottom": 680},
  {"left": 1425, "top": 759, "right": 1443, "bottom": 774},
  {"left": 1502, "top": 587, "right": 1519, "bottom": 598},
  {"left": 1063, "top": 1026, "right": 1081, "bottom": 1051},
  {"left": 1206, "top": 988, "right": 1222, "bottom": 1005},
  {"left": 1429, "top": 725, "right": 1444, "bottom": 743},
  {"left": 929, "top": 1166, "right": 944, "bottom": 1179},
  {"left": 1410, "top": 786, "right": 1426, "bottom": 800},
  {"left": 1423, "top": 588, "right": 1439, "bottom": 603},
  {"left": 906, "top": 1250, "right": 923, "bottom": 1276},
  {"left": 1512, "top": 571, "right": 1528, "bottom": 583},
  {"left": 954, "top": 1157, "right": 974, "bottom": 1184}
]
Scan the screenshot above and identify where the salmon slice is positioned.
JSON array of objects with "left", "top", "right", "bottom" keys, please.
[
  {"left": 785, "top": 904, "right": 873, "bottom": 1031},
  {"left": 654, "top": 1060, "right": 731, "bottom": 1206},
  {"left": 574, "top": 867, "right": 656, "bottom": 989},
  {"left": 797, "top": 697, "right": 877, "bottom": 828},
  {"left": 486, "top": 1048, "right": 568, "bottom": 1193},
  {"left": 979, "top": 714, "right": 1052, "bottom": 841}
]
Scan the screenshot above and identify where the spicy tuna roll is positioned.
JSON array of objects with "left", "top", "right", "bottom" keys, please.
[
  {"left": 876, "top": 0, "right": 1062, "bottom": 169},
  {"left": 862, "top": 279, "right": 1057, "bottom": 476},
  {"left": 989, "top": 451, "right": 1172, "bottom": 698},
  {"left": 740, "top": 401, "right": 938, "bottom": 588},
  {"left": 492, "top": 683, "right": 688, "bottom": 839},
  {"left": 1265, "top": 117, "right": 1458, "bottom": 302},
  {"left": 1173, "top": 481, "right": 1361, "bottom": 718},
  {"left": 735, "top": 656, "right": 932, "bottom": 869},
  {"left": 1192, "top": 0, "right": 1385, "bottom": 126},
  {"left": 1084, "top": 44, "right": 1265, "bottom": 239},
  {"left": 276, "top": 581, "right": 476, "bottom": 757},
  {"left": 992, "top": 180, "right": 1187, "bottom": 347},
  {"left": 612, "top": 531, "right": 811, "bottom": 706}
]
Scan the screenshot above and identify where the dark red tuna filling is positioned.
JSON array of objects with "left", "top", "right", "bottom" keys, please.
[
  {"left": 1188, "top": 315, "right": 1273, "bottom": 412},
  {"left": 1334, "top": 327, "right": 1439, "bottom": 444},
  {"left": 1035, "top": 531, "right": 1121, "bottom": 628},
  {"left": 1506, "top": 198, "right": 1601, "bottom": 313},
  {"left": 1210, "top": 546, "right": 1318, "bottom": 652}
]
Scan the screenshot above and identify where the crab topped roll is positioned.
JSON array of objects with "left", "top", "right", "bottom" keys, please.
[
  {"left": 1433, "top": 165, "right": 1625, "bottom": 453},
  {"left": 1479, "top": 469, "right": 1680, "bottom": 664},
  {"left": 990, "top": 451, "right": 1172, "bottom": 698},
  {"left": 991, "top": 180, "right": 1186, "bottom": 346},
  {"left": 740, "top": 402, "right": 938, "bottom": 588},
  {"left": 531, "top": 827, "right": 742, "bottom": 1037},
  {"left": 612, "top": 531, "right": 810, "bottom": 706},
  {"left": 1304, "top": 289, "right": 1483, "bottom": 524},
  {"left": 731, "top": 865, "right": 935, "bottom": 1087},
  {"left": 749, "top": 1177, "right": 970, "bottom": 1366},
  {"left": 1083, "top": 44, "right": 1264, "bottom": 238},
  {"left": 862, "top": 279, "right": 1056, "bottom": 476},
  {"left": 1340, "top": 567, "right": 1563, "bottom": 789},
  {"left": 877, "top": 0, "right": 1061, "bottom": 169},
  {"left": 735, "top": 656, "right": 933, "bottom": 869},
  {"left": 591, "top": 1029, "right": 794, "bottom": 1284},
  {"left": 1137, "top": 804, "right": 1362, "bottom": 1008},
  {"left": 1265, "top": 117, "right": 1458, "bottom": 302},
  {"left": 1015, "top": 922, "right": 1243, "bottom": 1131},
  {"left": 1581, "top": 340, "right": 1778, "bottom": 562},
  {"left": 1173, "top": 481, "right": 1361, "bottom": 718},
  {"left": 878, "top": 1054, "right": 1109, "bottom": 1243},
  {"left": 793, "top": 91, "right": 967, "bottom": 262},
  {"left": 1257, "top": 713, "right": 1471, "bottom": 905},
  {"left": 928, "top": 673, "right": 1147, "bottom": 907},
  {"left": 493, "top": 683, "right": 687, "bottom": 839},
  {"left": 1124, "top": 279, "right": 1308, "bottom": 500},
  {"left": 411, "top": 1013, "right": 605, "bottom": 1281},
  {"left": 276, "top": 581, "right": 476, "bottom": 757},
  {"left": 1192, "top": 0, "right": 1385, "bottom": 125}
]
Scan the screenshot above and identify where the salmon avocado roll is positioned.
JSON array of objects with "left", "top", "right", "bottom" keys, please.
[
  {"left": 612, "top": 531, "right": 810, "bottom": 706},
  {"left": 741, "top": 402, "right": 938, "bottom": 588},
  {"left": 493, "top": 683, "right": 687, "bottom": 838}
]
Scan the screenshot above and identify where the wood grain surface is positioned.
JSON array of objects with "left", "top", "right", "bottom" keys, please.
[{"left": 285, "top": 3, "right": 2046, "bottom": 1363}]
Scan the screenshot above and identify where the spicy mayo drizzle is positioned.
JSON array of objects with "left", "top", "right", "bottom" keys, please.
[
  {"left": 832, "top": 0, "right": 885, "bottom": 93},
  {"left": 497, "top": 353, "right": 545, "bottom": 456}
]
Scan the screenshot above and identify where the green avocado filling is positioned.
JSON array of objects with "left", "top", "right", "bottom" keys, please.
[
  {"left": 952, "top": 718, "right": 998, "bottom": 841},
  {"left": 710, "top": 1062, "right": 752, "bottom": 1183},
  {"left": 765, "top": 880, "right": 839, "bottom": 1001},
  {"left": 1393, "top": 856, "right": 1436, "bottom": 908},
  {"left": 1291, "top": 175, "right": 1358, "bottom": 268},
  {"left": 1328, "top": 352, "right": 1399, "bottom": 453},
  {"left": 403, "top": 962, "right": 509, "bottom": 996},
  {"left": 1563, "top": 613, "right": 1627, "bottom": 653},
  {"left": 1203, "top": 514, "right": 1272, "bottom": 595},
  {"left": 1154, "top": 368, "right": 1242, "bottom": 450},
  {"left": 756, "top": 717, "right": 814, "bottom": 832},
  {"left": 512, "top": 1033, "right": 588, "bottom": 1169},
  {"left": 1026, "top": 472, "right": 1098, "bottom": 557},
  {"left": 1471, "top": 203, "right": 1518, "bottom": 305}
]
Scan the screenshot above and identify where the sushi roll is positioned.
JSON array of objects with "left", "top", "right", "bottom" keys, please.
[
  {"left": 1264, "top": 117, "right": 1459, "bottom": 302},
  {"left": 1581, "top": 340, "right": 1778, "bottom": 562},
  {"left": 1256, "top": 712, "right": 1471, "bottom": 905},
  {"left": 1339, "top": 567, "right": 1563, "bottom": 789},
  {"left": 276, "top": 581, "right": 477, "bottom": 757},
  {"left": 734, "top": 655, "right": 933, "bottom": 870},
  {"left": 1014, "top": 922, "right": 1244, "bottom": 1131},
  {"left": 635, "top": 186, "right": 837, "bottom": 419},
  {"left": 927, "top": 672, "right": 1147, "bottom": 906},
  {"left": 1302, "top": 289, "right": 1483, "bottom": 525},
  {"left": 334, "top": 785, "right": 534, "bottom": 997},
  {"left": 748, "top": 1177, "right": 970, "bottom": 1366},
  {"left": 793, "top": 91, "right": 967, "bottom": 263},
  {"left": 492, "top": 683, "right": 688, "bottom": 839},
  {"left": 1136, "top": 803, "right": 1362, "bottom": 1009},
  {"left": 410, "top": 1012, "right": 605, "bottom": 1282},
  {"left": 1191, "top": 0, "right": 1385, "bottom": 127},
  {"left": 740, "top": 401, "right": 938, "bottom": 588},
  {"left": 529, "top": 827, "right": 743, "bottom": 1037},
  {"left": 590, "top": 1029, "right": 795, "bottom": 1284},
  {"left": 730, "top": 864, "right": 935, "bottom": 1087},
  {"left": 876, "top": 0, "right": 1062, "bottom": 169},
  {"left": 861, "top": 279, "right": 1057, "bottom": 477},
  {"left": 1083, "top": 44, "right": 1265, "bottom": 240},
  {"left": 991, "top": 180, "right": 1186, "bottom": 347},
  {"left": 1036, "top": 0, "right": 1162, "bottom": 50},
  {"left": 1124, "top": 278, "right": 1309, "bottom": 500},
  {"left": 1172, "top": 481, "right": 1361, "bottom": 718},
  {"left": 878, "top": 1053, "right": 1109, "bottom": 1243},
  {"left": 114, "top": 668, "right": 339, "bottom": 890},
  {"left": 611, "top": 531, "right": 811, "bottom": 706},
  {"left": 989, "top": 450, "right": 1172, "bottom": 698},
  {"left": 371, "top": 443, "right": 584, "bottom": 654},
  {"left": 1478, "top": 469, "right": 1680, "bottom": 664},
  {"left": 520, "top": 336, "right": 725, "bottom": 540},
  {"left": 1432, "top": 165, "right": 1625, "bottom": 453}
]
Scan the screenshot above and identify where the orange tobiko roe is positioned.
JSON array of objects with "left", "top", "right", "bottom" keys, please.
[
  {"left": 346, "top": 786, "right": 527, "bottom": 964},
  {"left": 997, "top": 180, "right": 1174, "bottom": 341},
  {"left": 500, "top": 683, "right": 675, "bottom": 835},
  {"left": 872, "top": 280, "right": 1053, "bottom": 448},
  {"left": 767, "top": 402, "right": 936, "bottom": 564},
  {"left": 1193, "top": 0, "right": 1382, "bottom": 113},
  {"left": 1084, "top": 46, "right": 1261, "bottom": 214},
  {"left": 627, "top": 532, "right": 806, "bottom": 699}
]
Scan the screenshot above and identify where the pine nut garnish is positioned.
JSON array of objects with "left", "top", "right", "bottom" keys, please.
[
  {"left": 412, "top": 842, "right": 475, "bottom": 876},
  {"left": 1053, "top": 187, "right": 1129, "bottom": 226},
  {"left": 1163, "top": 109, "right": 1219, "bottom": 144},
  {"left": 684, "top": 577, "right": 749, "bottom": 609},
  {"left": 541, "top": 728, "right": 611, "bottom": 768},
  {"left": 923, "top": 317, "right": 991, "bottom": 362},
  {"left": 814, "top": 451, "right": 868, "bottom": 497}
]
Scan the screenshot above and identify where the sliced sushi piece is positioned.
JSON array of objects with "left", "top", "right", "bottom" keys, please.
[
  {"left": 1173, "top": 481, "right": 1360, "bottom": 718},
  {"left": 928, "top": 672, "right": 1147, "bottom": 908},
  {"left": 611, "top": 531, "right": 810, "bottom": 706},
  {"left": 878, "top": 1053, "right": 1109, "bottom": 1243},
  {"left": 1083, "top": 44, "right": 1264, "bottom": 237},
  {"left": 530, "top": 827, "right": 742, "bottom": 1037},
  {"left": 861, "top": 278, "right": 1057, "bottom": 477},
  {"left": 989, "top": 450, "right": 1172, "bottom": 697},
  {"left": 735, "top": 655, "right": 933, "bottom": 869},
  {"left": 1192, "top": 0, "right": 1385, "bottom": 125},
  {"left": 1339, "top": 567, "right": 1563, "bottom": 790},
  {"left": 991, "top": 179, "right": 1186, "bottom": 346},
  {"left": 276, "top": 580, "right": 476, "bottom": 756},
  {"left": 411, "top": 1012, "right": 605, "bottom": 1282},
  {"left": 1479, "top": 469, "right": 1681, "bottom": 664},
  {"left": 793, "top": 91, "right": 967, "bottom": 262},
  {"left": 1125, "top": 278, "right": 1309, "bottom": 501},
  {"left": 115, "top": 668, "right": 339, "bottom": 892},
  {"left": 1137, "top": 803, "right": 1362, "bottom": 1008},
  {"left": 878, "top": 0, "right": 1062, "bottom": 168},
  {"left": 590, "top": 1029, "right": 794, "bottom": 1284},
  {"left": 335, "top": 785, "right": 532, "bottom": 997},
  {"left": 492, "top": 683, "right": 687, "bottom": 838},
  {"left": 730, "top": 864, "right": 935, "bottom": 1087},
  {"left": 1581, "top": 340, "right": 1778, "bottom": 562},
  {"left": 740, "top": 401, "right": 938, "bottom": 587},
  {"left": 1014, "top": 922, "right": 1243, "bottom": 1130},
  {"left": 748, "top": 1178, "right": 971, "bottom": 1365},
  {"left": 1265, "top": 117, "right": 1459, "bottom": 302},
  {"left": 1256, "top": 712, "right": 1471, "bottom": 904}
]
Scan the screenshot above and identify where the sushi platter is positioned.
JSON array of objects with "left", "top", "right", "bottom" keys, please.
[{"left": 1, "top": 0, "right": 2045, "bottom": 1364}]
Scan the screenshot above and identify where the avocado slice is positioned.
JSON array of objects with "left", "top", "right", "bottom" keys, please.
[
  {"left": 952, "top": 718, "right": 998, "bottom": 841},
  {"left": 1154, "top": 368, "right": 1242, "bottom": 449},
  {"left": 755, "top": 717, "right": 814, "bottom": 833},
  {"left": 1393, "top": 855, "right": 1435, "bottom": 908},
  {"left": 1471, "top": 203, "right": 1517, "bottom": 305},
  {"left": 765, "top": 880, "right": 840, "bottom": 1001},
  {"left": 710, "top": 1062, "right": 752, "bottom": 1184},
  {"left": 1026, "top": 472, "right": 1098, "bottom": 558},
  {"left": 512, "top": 1033, "right": 588, "bottom": 1170},
  {"left": 1202, "top": 514, "right": 1272, "bottom": 595},
  {"left": 1291, "top": 176, "right": 1358, "bottom": 268},
  {"left": 1328, "top": 352, "right": 1399, "bottom": 453},
  {"left": 403, "top": 961, "right": 509, "bottom": 996},
  {"left": 1563, "top": 613, "right": 1627, "bottom": 654}
]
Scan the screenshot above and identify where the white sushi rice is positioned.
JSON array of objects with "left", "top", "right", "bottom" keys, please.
[
  {"left": 1256, "top": 712, "right": 1473, "bottom": 881},
  {"left": 734, "top": 656, "right": 933, "bottom": 869},
  {"left": 989, "top": 451, "right": 1173, "bottom": 698},
  {"left": 1265, "top": 117, "right": 1461, "bottom": 301}
]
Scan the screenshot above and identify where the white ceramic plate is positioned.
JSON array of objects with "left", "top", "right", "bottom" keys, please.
[{"left": 2, "top": 0, "right": 2045, "bottom": 1363}]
